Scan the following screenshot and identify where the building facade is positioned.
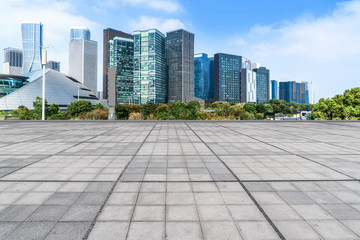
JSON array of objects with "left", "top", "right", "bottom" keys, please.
[
  {"left": 108, "top": 37, "right": 134, "bottom": 105},
  {"left": 133, "top": 29, "right": 166, "bottom": 105},
  {"left": 271, "top": 80, "right": 278, "bottom": 99},
  {"left": 70, "top": 26, "right": 91, "bottom": 42},
  {"left": 0, "top": 74, "right": 28, "bottom": 98},
  {"left": 21, "top": 21, "right": 43, "bottom": 74},
  {"left": 46, "top": 61, "right": 60, "bottom": 72},
  {"left": 279, "top": 81, "right": 309, "bottom": 104},
  {"left": 194, "top": 53, "right": 210, "bottom": 100},
  {"left": 103, "top": 28, "right": 133, "bottom": 100},
  {"left": 240, "top": 68, "right": 257, "bottom": 103},
  {"left": 253, "top": 67, "right": 270, "bottom": 103},
  {"left": 214, "top": 53, "right": 251, "bottom": 103},
  {"left": 167, "top": 29, "right": 195, "bottom": 103},
  {"left": 3, "top": 48, "right": 23, "bottom": 75},
  {"left": 68, "top": 39, "right": 98, "bottom": 94}
]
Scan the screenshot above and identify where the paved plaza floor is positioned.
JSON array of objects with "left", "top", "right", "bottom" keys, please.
[{"left": 0, "top": 121, "right": 359, "bottom": 240}]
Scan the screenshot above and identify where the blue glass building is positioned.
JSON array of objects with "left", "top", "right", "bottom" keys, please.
[
  {"left": 271, "top": 80, "right": 278, "bottom": 99},
  {"left": 279, "top": 81, "right": 309, "bottom": 104},
  {"left": 209, "top": 57, "right": 214, "bottom": 100},
  {"left": 253, "top": 67, "right": 270, "bottom": 103},
  {"left": 21, "top": 22, "right": 43, "bottom": 74},
  {"left": 70, "top": 27, "right": 91, "bottom": 42},
  {"left": 108, "top": 37, "right": 134, "bottom": 105},
  {"left": 194, "top": 53, "right": 210, "bottom": 100},
  {"left": 133, "top": 29, "right": 166, "bottom": 105},
  {"left": 214, "top": 53, "right": 251, "bottom": 103}
]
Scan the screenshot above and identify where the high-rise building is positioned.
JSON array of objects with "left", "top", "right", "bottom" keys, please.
[
  {"left": 133, "top": 29, "right": 166, "bottom": 105},
  {"left": 108, "top": 37, "right": 134, "bottom": 105},
  {"left": 194, "top": 53, "right": 211, "bottom": 100},
  {"left": 240, "top": 68, "right": 256, "bottom": 103},
  {"left": 209, "top": 57, "right": 214, "bottom": 101},
  {"left": 3, "top": 48, "right": 23, "bottom": 75},
  {"left": 69, "top": 39, "right": 97, "bottom": 94},
  {"left": 214, "top": 53, "right": 251, "bottom": 103},
  {"left": 46, "top": 61, "right": 60, "bottom": 72},
  {"left": 251, "top": 62, "right": 261, "bottom": 70},
  {"left": 279, "top": 81, "right": 308, "bottom": 104},
  {"left": 253, "top": 67, "right": 270, "bottom": 103},
  {"left": 103, "top": 28, "right": 133, "bottom": 100},
  {"left": 21, "top": 21, "right": 43, "bottom": 74},
  {"left": 271, "top": 80, "right": 278, "bottom": 99},
  {"left": 167, "top": 29, "right": 195, "bottom": 103},
  {"left": 70, "top": 26, "right": 91, "bottom": 42}
]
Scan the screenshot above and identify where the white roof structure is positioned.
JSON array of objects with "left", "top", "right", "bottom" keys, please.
[{"left": 0, "top": 69, "right": 100, "bottom": 110}]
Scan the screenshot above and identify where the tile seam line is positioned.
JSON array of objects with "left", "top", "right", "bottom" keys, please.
[
  {"left": 82, "top": 122, "right": 158, "bottom": 240},
  {"left": 184, "top": 122, "right": 286, "bottom": 240},
  {"left": 213, "top": 123, "right": 358, "bottom": 181},
  {"left": 0, "top": 123, "right": 132, "bottom": 180}
]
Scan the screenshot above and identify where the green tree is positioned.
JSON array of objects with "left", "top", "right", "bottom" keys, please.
[
  {"left": 116, "top": 105, "right": 131, "bottom": 120},
  {"left": 243, "top": 103, "right": 256, "bottom": 114},
  {"left": 95, "top": 103, "right": 106, "bottom": 110},
  {"left": 67, "top": 100, "right": 94, "bottom": 118},
  {"left": 141, "top": 102, "right": 159, "bottom": 119},
  {"left": 32, "top": 97, "right": 49, "bottom": 119}
]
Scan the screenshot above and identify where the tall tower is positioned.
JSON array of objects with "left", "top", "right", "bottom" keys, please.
[
  {"left": 253, "top": 67, "right": 270, "bottom": 103},
  {"left": 21, "top": 21, "right": 43, "bottom": 74},
  {"left": 3, "top": 48, "right": 23, "bottom": 75},
  {"left": 166, "top": 29, "right": 195, "bottom": 103},
  {"left": 133, "top": 29, "right": 166, "bottom": 105},
  {"left": 70, "top": 26, "right": 90, "bottom": 42},
  {"left": 103, "top": 28, "right": 133, "bottom": 100},
  {"left": 68, "top": 27, "right": 98, "bottom": 94}
]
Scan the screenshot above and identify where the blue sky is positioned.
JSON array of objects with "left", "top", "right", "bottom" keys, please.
[{"left": 1, "top": 0, "right": 359, "bottom": 100}]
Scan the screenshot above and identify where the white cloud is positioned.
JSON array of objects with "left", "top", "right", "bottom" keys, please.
[
  {"left": 0, "top": 0, "right": 102, "bottom": 89},
  {"left": 234, "top": 38, "right": 247, "bottom": 46},
  {"left": 131, "top": 16, "right": 185, "bottom": 33},
  {"left": 234, "top": 0, "right": 360, "bottom": 99},
  {"left": 122, "top": 0, "right": 182, "bottom": 13}
]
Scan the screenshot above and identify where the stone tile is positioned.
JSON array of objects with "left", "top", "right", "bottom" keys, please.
[
  {"left": 321, "top": 204, "right": 360, "bottom": 220},
  {"left": 0, "top": 205, "right": 39, "bottom": 221},
  {"left": 88, "top": 222, "right": 129, "bottom": 240},
  {"left": 137, "top": 193, "right": 165, "bottom": 205},
  {"left": 237, "top": 221, "right": 279, "bottom": 240},
  {"left": 292, "top": 204, "right": 334, "bottom": 220},
  {"left": 43, "top": 192, "right": 80, "bottom": 205},
  {"left": 167, "top": 205, "right": 199, "bottom": 221},
  {"left": 107, "top": 192, "right": 137, "bottom": 205},
  {"left": 277, "top": 192, "right": 314, "bottom": 204},
  {"left": 274, "top": 221, "right": 321, "bottom": 240},
  {"left": 166, "top": 222, "right": 203, "bottom": 240},
  {"left": 44, "top": 222, "right": 91, "bottom": 240},
  {"left": 27, "top": 205, "right": 69, "bottom": 221},
  {"left": 127, "top": 222, "right": 165, "bottom": 240},
  {"left": 309, "top": 220, "right": 358, "bottom": 239},
  {"left": 0, "top": 222, "right": 20, "bottom": 239},
  {"left": 61, "top": 205, "right": 101, "bottom": 221},
  {"left": 198, "top": 205, "right": 232, "bottom": 221},
  {"left": 194, "top": 192, "right": 224, "bottom": 205},
  {"left": 228, "top": 205, "right": 264, "bottom": 221},
  {"left": 98, "top": 206, "right": 133, "bottom": 221},
  {"left": 6, "top": 222, "right": 56, "bottom": 240},
  {"left": 262, "top": 205, "right": 302, "bottom": 220},
  {"left": 15, "top": 192, "right": 53, "bottom": 205},
  {"left": 75, "top": 193, "right": 107, "bottom": 205},
  {"left": 201, "top": 222, "right": 242, "bottom": 240},
  {"left": 133, "top": 205, "right": 165, "bottom": 221}
]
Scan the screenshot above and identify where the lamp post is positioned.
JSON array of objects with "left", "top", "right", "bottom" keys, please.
[{"left": 41, "top": 49, "right": 47, "bottom": 121}]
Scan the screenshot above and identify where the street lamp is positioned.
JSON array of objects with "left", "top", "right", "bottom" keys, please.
[{"left": 41, "top": 48, "right": 47, "bottom": 121}]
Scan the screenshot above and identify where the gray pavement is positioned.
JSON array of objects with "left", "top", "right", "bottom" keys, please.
[{"left": 0, "top": 121, "right": 359, "bottom": 240}]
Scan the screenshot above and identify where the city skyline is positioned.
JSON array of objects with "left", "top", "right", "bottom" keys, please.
[{"left": 0, "top": 0, "right": 359, "bottom": 100}]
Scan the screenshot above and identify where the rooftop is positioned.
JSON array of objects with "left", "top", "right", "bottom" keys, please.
[{"left": 0, "top": 121, "right": 359, "bottom": 240}]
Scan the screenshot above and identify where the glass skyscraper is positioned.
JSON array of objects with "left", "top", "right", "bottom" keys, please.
[
  {"left": 167, "top": 29, "right": 195, "bottom": 103},
  {"left": 194, "top": 53, "right": 210, "bottom": 100},
  {"left": 21, "top": 21, "right": 43, "bottom": 74},
  {"left": 253, "top": 67, "right": 270, "bottom": 103},
  {"left": 279, "top": 81, "right": 309, "bottom": 104},
  {"left": 3, "top": 48, "right": 23, "bottom": 75},
  {"left": 214, "top": 53, "right": 251, "bottom": 103},
  {"left": 271, "top": 80, "right": 278, "bottom": 99},
  {"left": 133, "top": 29, "right": 166, "bottom": 105},
  {"left": 70, "top": 27, "right": 91, "bottom": 42},
  {"left": 108, "top": 37, "right": 134, "bottom": 105}
]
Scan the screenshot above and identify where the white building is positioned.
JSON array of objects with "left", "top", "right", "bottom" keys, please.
[
  {"left": 241, "top": 68, "right": 257, "bottom": 103},
  {"left": 3, "top": 48, "right": 23, "bottom": 75},
  {"left": 68, "top": 39, "right": 97, "bottom": 95}
]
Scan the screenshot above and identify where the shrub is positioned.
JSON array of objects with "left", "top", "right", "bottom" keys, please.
[{"left": 128, "top": 112, "right": 144, "bottom": 120}]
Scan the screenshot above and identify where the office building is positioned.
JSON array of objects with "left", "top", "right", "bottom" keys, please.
[
  {"left": 69, "top": 29, "right": 98, "bottom": 94},
  {"left": 194, "top": 53, "right": 211, "bottom": 100},
  {"left": 167, "top": 29, "right": 195, "bottom": 103},
  {"left": 0, "top": 74, "right": 28, "bottom": 98},
  {"left": 21, "top": 21, "right": 43, "bottom": 74},
  {"left": 214, "top": 53, "right": 251, "bottom": 103},
  {"left": 240, "top": 68, "right": 256, "bottom": 103},
  {"left": 103, "top": 28, "right": 133, "bottom": 100},
  {"left": 0, "top": 69, "right": 99, "bottom": 110},
  {"left": 133, "top": 29, "right": 166, "bottom": 105},
  {"left": 279, "top": 81, "right": 309, "bottom": 104},
  {"left": 271, "top": 80, "right": 278, "bottom": 99},
  {"left": 108, "top": 37, "right": 134, "bottom": 105},
  {"left": 253, "top": 67, "right": 270, "bottom": 103},
  {"left": 70, "top": 26, "right": 90, "bottom": 42},
  {"left": 3, "top": 48, "right": 23, "bottom": 75},
  {"left": 46, "top": 61, "right": 60, "bottom": 72}
]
